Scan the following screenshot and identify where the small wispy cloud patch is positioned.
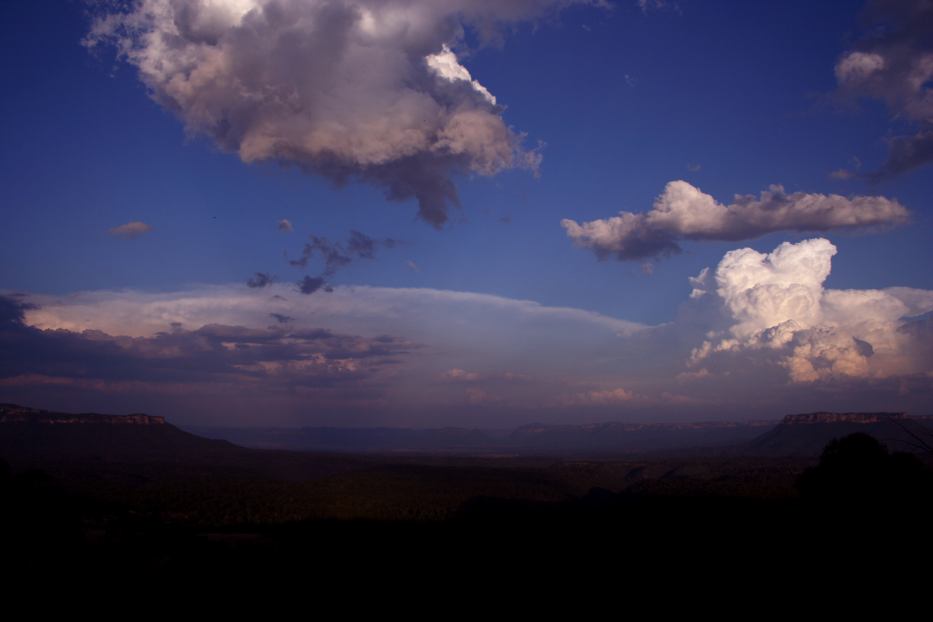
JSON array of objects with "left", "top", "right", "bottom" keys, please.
[
  {"left": 246, "top": 273, "right": 276, "bottom": 289},
  {"left": 288, "top": 230, "right": 401, "bottom": 295},
  {"left": 108, "top": 221, "right": 153, "bottom": 239}
]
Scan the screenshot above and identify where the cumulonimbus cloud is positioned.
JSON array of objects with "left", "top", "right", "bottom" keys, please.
[
  {"left": 561, "top": 180, "right": 908, "bottom": 261},
  {"left": 834, "top": 0, "right": 933, "bottom": 178},
  {"left": 689, "top": 237, "right": 933, "bottom": 383},
  {"left": 84, "top": 0, "right": 601, "bottom": 227},
  {"left": 5, "top": 259, "right": 932, "bottom": 422}
]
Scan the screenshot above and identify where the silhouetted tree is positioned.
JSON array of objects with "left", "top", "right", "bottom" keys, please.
[{"left": 798, "top": 433, "right": 933, "bottom": 517}]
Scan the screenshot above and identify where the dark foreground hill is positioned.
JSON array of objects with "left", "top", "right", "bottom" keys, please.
[
  {"left": 0, "top": 403, "right": 236, "bottom": 462},
  {"left": 0, "top": 403, "right": 377, "bottom": 482}
]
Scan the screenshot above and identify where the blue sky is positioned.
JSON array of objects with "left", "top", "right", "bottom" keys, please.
[{"left": 1, "top": 1, "right": 930, "bottom": 426}]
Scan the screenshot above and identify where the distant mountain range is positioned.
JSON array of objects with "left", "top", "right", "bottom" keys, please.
[
  {"left": 3, "top": 403, "right": 932, "bottom": 459},
  {"left": 186, "top": 419, "right": 784, "bottom": 455}
]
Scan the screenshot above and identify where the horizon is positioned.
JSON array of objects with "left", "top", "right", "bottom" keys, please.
[
  {"left": 1, "top": 0, "right": 932, "bottom": 428},
  {"left": 1, "top": 401, "right": 925, "bottom": 432}
]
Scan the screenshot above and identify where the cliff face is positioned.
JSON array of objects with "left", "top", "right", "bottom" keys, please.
[
  {"left": 782, "top": 412, "right": 906, "bottom": 425},
  {"left": 0, "top": 404, "right": 165, "bottom": 425}
]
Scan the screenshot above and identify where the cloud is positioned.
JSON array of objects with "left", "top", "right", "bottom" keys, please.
[
  {"left": 834, "top": 0, "right": 933, "bottom": 177},
  {"left": 829, "top": 156, "right": 862, "bottom": 181},
  {"left": 277, "top": 219, "right": 293, "bottom": 233},
  {"left": 637, "top": 0, "right": 675, "bottom": 13},
  {"left": 288, "top": 229, "right": 400, "bottom": 293},
  {"left": 873, "top": 130, "right": 933, "bottom": 179},
  {"left": 563, "top": 387, "right": 635, "bottom": 406},
  {"left": 298, "top": 276, "right": 326, "bottom": 295},
  {"left": 20, "top": 284, "right": 645, "bottom": 340},
  {"left": 246, "top": 272, "right": 275, "bottom": 288},
  {"left": 5, "top": 260, "right": 931, "bottom": 424},
  {"left": 562, "top": 180, "right": 908, "bottom": 261},
  {"left": 6, "top": 283, "right": 650, "bottom": 423},
  {"left": 289, "top": 230, "right": 399, "bottom": 276},
  {"left": 441, "top": 368, "right": 529, "bottom": 384},
  {"left": 84, "top": 0, "right": 600, "bottom": 227},
  {"left": 0, "top": 294, "right": 411, "bottom": 395},
  {"left": 108, "top": 221, "right": 153, "bottom": 239},
  {"left": 689, "top": 238, "right": 933, "bottom": 383},
  {"left": 443, "top": 368, "right": 481, "bottom": 382}
]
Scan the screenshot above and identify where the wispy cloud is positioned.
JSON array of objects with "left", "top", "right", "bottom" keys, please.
[
  {"left": 107, "top": 221, "right": 153, "bottom": 239},
  {"left": 246, "top": 273, "right": 276, "bottom": 289}
]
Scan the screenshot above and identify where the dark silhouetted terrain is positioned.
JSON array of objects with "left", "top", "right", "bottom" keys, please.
[
  {"left": 2, "top": 403, "right": 933, "bottom": 579},
  {"left": 747, "top": 411, "right": 933, "bottom": 455}
]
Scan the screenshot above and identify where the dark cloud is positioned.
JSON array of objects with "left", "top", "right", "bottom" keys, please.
[
  {"left": 0, "top": 295, "right": 411, "bottom": 391},
  {"left": 83, "top": 0, "right": 598, "bottom": 226},
  {"left": 870, "top": 130, "right": 933, "bottom": 179},
  {"left": 347, "top": 229, "right": 397, "bottom": 258},
  {"left": 290, "top": 231, "right": 400, "bottom": 275},
  {"left": 298, "top": 276, "right": 327, "bottom": 295},
  {"left": 290, "top": 238, "right": 351, "bottom": 275},
  {"left": 246, "top": 272, "right": 276, "bottom": 288},
  {"left": 269, "top": 313, "right": 293, "bottom": 324},
  {"left": 288, "top": 230, "right": 400, "bottom": 293},
  {"left": 277, "top": 219, "right": 294, "bottom": 233},
  {"left": 835, "top": 0, "right": 933, "bottom": 177}
]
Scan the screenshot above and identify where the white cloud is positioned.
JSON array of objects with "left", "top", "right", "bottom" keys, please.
[
  {"left": 444, "top": 368, "right": 481, "bottom": 382},
  {"left": 85, "top": 0, "right": 597, "bottom": 226},
  {"left": 563, "top": 387, "right": 635, "bottom": 406},
  {"left": 690, "top": 238, "right": 933, "bottom": 383},
  {"left": 563, "top": 180, "right": 909, "bottom": 261},
  {"left": 835, "top": 51, "right": 886, "bottom": 84},
  {"left": 426, "top": 44, "right": 496, "bottom": 105}
]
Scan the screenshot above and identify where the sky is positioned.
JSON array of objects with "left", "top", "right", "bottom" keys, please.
[{"left": 0, "top": 0, "right": 931, "bottom": 427}]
